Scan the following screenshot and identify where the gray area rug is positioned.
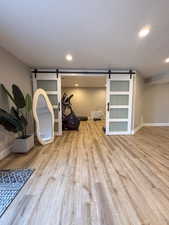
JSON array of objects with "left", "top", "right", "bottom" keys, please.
[{"left": 0, "top": 169, "right": 34, "bottom": 217}]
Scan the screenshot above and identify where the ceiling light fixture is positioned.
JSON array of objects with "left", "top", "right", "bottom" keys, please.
[
  {"left": 165, "top": 57, "right": 169, "bottom": 63},
  {"left": 66, "top": 54, "right": 73, "bottom": 61},
  {"left": 138, "top": 26, "right": 150, "bottom": 38},
  {"left": 75, "top": 83, "right": 79, "bottom": 87}
]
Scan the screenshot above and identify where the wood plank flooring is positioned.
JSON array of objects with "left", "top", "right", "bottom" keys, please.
[{"left": 1, "top": 121, "right": 169, "bottom": 225}]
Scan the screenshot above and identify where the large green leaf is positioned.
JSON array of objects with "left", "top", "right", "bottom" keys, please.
[
  {"left": 0, "top": 108, "right": 23, "bottom": 133},
  {"left": 25, "top": 94, "right": 32, "bottom": 113},
  {"left": 12, "top": 84, "right": 26, "bottom": 109},
  {"left": 11, "top": 107, "right": 28, "bottom": 128},
  {"left": 1, "top": 84, "right": 16, "bottom": 106}
]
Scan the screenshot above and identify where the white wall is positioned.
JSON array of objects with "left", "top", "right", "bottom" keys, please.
[
  {"left": 143, "top": 83, "right": 169, "bottom": 124},
  {"left": 132, "top": 74, "right": 169, "bottom": 129},
  {"left": 63, "top": 75, "right": 169, "bottom": 131},
  {"left": 0, "top": 47, "right": 32, "bottom": 159},
  {"left": 62, "top": 87, "right": 106, "bottom": 118},
  {"left": 133, "top": 79, "right": 169, "bottom": 126},
  {"left": 133, "top": 74, "right": 144, "bottom": 131}
]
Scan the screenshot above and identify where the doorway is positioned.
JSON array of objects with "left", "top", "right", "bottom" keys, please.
[
  {"left": 61, "top": 75, "right": 106, "bottom": 131},
  {"left": 32, "top": 70, "right": 134, "bottom": 136}
]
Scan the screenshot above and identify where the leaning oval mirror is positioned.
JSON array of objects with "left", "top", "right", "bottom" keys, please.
[{"left": 33, "top": 89, "right": 55, "bottom": 145}]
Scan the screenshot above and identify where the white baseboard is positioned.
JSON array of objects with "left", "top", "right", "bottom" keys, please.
[
  {"left": 0, "top": 144, "right": 13, "bottom": 160},
  {"left": 132, "top": 124, "right": 143, "bottom": 134},
  {"left": 144, "top": 123, "right": 169, "bottom": 127},
  {"left": 132, "top": 122, "right": 169, "bottom": 134}
]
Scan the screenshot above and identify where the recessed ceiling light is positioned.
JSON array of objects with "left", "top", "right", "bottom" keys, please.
[
  {"left": 165, "top": 57, "right": 169, "bottom": 63},
  {"left": 75, "top": 83, "right": 79, "bottom": 87},
  {"left": 138, "top": 26, "right": 150, "bottom": 38},
  {"left": 66, "top": 54, "right": 73, "bottom": 61}
]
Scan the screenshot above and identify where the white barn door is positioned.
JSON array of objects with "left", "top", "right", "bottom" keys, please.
[
  {"left": 106, "top": 74, "right": 133, "bottom": 135},
  {"left": 32, "top": 72, "right": 62, "bottom": 136}
]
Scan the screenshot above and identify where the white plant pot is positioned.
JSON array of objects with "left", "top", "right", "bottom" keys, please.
[{"left": 12, "top": 134, "right": 34, "bottom": 153}]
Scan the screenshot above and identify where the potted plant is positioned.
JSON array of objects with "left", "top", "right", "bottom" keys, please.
[{"left": 0, "top": 84, "right": 34, "bottom": 153}]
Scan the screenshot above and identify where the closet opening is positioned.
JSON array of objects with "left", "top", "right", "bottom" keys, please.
[
  {"left": 61, "top": 75, "right": 106, "bottom": 132},
  {"left": 32, "top": 69, "right": 135, "bottom": 136}
]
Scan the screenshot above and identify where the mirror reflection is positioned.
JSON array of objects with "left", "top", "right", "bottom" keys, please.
[{"left": 33, "top": 89, "right": 54, "bottom": 145}]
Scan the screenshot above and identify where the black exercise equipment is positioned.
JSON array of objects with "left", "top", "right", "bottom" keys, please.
[
  {"left": 78, "top": 116, "right": 88, "bottom": 121},
  {"left": 62, "top": 93, "right": 80, "bottom": 130}
]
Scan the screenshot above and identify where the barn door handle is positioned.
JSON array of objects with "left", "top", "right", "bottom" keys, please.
[{"left": 107, "top": 102, "right": 110, "bottom": 111}]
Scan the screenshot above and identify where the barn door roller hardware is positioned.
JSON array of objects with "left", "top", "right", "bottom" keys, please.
[
  {"left": 56, "top": 69, "right": 59, "bottom": 78},
  {"left": 108, "top": 70, "right": 111, "bottom": 79},
  {"left": 34, "top": 69, "right": 38, "bottom": 78},
  {"left": 32, "top": 69, "right": 135, "bottom": 75},
  {"left": 129, "top": 69, "right": 133, "bottom": 79}
]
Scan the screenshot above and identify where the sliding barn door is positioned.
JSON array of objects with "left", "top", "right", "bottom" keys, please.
[
  {"left": 106, "top": 74, "right": 133, "bottom": 135},
  {"left": 33, "top": 73, "right": 62, "bottom": 136}
]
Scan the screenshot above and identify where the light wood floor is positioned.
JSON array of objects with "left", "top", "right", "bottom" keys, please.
[{"left": 1, "top": 121, "right": 169, "bottom": 225}]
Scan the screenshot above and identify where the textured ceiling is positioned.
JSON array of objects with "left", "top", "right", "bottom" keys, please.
[{"left": 0, "top": 0, "right": 169, "bottom": 77}]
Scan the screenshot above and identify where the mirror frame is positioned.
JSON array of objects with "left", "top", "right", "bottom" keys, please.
[{"left": 33, "top": 88, "right": 55, "bottom": 145}]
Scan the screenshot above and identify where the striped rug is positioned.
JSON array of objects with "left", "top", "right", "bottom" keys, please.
[{"left": 0, "top": 169, "right": 34, "bottom": 218}]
